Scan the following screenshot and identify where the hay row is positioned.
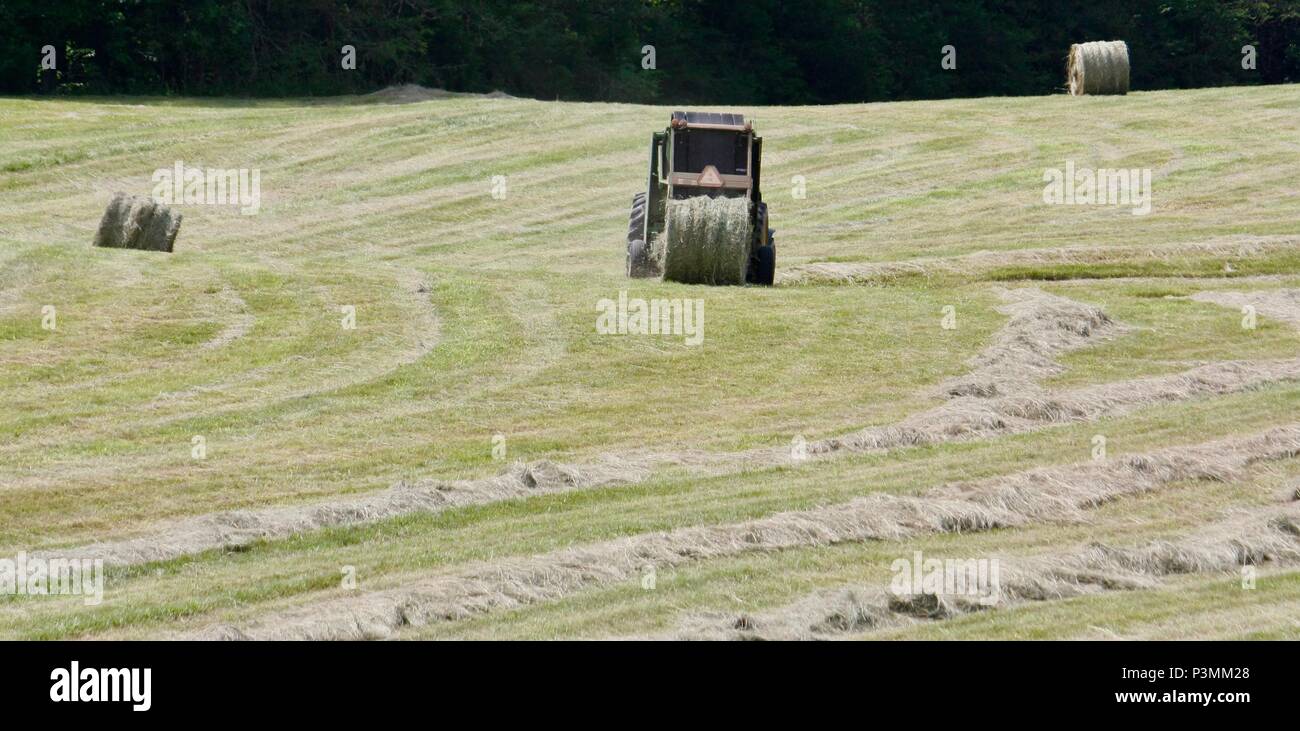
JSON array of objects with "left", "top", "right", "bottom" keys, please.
[
  {"left": 189, "top": 424, "right": 1300, "bottom": 640},
  {"left": 814, "top": 356, "right": 1300, "bottom": 456},
  {"left": 32, "top": 459, "right": 651, "bottom": 568},
  {"left": 682, "top": 504, "right": 1300, "bottom": 640},
  {"left": 940, "top": 287, "right": 1119, "bottom": 397},
  {"left": 1190, "top": 289, "right": 1300, "bottom": 329},
  {"left": 38, "top": 289, "right": 1300, "bottom": 571},
  {"left": 776, "top": 236, "right": 1300, "bottom": 286}
]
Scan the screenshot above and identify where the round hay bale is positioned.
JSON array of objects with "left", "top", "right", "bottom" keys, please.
[
  {"left": 1067, "top": 40, "right": 1130, "bottom": 96},
  {"left": 658, "top": 196, "right": 751, "bottom": 285},
  {"left": 122, "top": 196, "right": 158, "bottom": 246},
  {"left": 92, "top": 192, "right": 131, "bottom": 249},
  {"left": 92, "top": 192, "right": 181, "bottom": 252},
  {"left": 138, "top": 205, "right": 183, "bottom": 252}
]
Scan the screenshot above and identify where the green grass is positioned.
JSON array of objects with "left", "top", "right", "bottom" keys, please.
[
  {"left": 1, "top": 83, "right": 1298, "bottom": 639},
  {"left": 986, "top": 249, "right": 1300, "bottom": 282},
  {"left": 860, "top": 570, "right": 1300, "bottom": 641}
]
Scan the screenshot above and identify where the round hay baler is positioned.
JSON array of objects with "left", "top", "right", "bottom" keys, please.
[{"left": 625, "top": 111, "right": 775, "bottom": 285}]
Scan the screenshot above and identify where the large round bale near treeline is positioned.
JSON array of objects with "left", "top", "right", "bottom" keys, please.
[{"left": 1068, "top": 41, "right": 1131, "bottom": 96}]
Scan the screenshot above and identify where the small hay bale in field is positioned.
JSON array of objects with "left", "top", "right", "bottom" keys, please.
[
  {"left": 92, "top": 192, "right": 182, "bottom": 252},
  {"left": 658, "top": 195, "right": 751, "bottom": 285},
  {"left": 1067, "top": 41, "right": 1130, "bottom": 96}
]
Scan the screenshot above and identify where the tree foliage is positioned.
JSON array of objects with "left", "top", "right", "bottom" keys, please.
[{"left": 0, "top": 0, "right": 1294, "bottom": 100}]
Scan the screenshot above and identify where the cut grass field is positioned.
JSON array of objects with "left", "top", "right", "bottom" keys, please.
[{"left": 1, "top": 83, "right": 1298, "bottom": 639}]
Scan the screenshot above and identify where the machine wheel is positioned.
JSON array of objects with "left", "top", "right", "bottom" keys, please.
[
  {"left": 627, "top": 192, "right": 656, "bottom": 278},
  {"left": 751, "top": 243, "right": 776, "bottom": 286},
  {"left": 747, "top": 202, "right": 775, "bottom": 285}
]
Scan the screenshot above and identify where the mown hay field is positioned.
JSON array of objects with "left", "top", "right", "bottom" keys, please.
[{"left": 1, "top": 83, "right": 1299, "bottom": 639}]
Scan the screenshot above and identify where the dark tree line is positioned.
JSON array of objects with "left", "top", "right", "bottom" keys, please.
[{"left": 0, "top": 0, "right": 1296, "bottom": 102}]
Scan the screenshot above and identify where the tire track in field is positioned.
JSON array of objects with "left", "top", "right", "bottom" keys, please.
[{"left": 0, "top": 265, "right": 444, "bottom": 496}]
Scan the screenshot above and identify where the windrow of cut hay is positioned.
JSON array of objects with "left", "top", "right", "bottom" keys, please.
[
  {"left": 777, "top": 236, "right": 1300, "bottom": 286},
  {"left": 190, "top": 424, "right": 1300, "bottom": 640},
  {"left": 1191, "top": 289, "right": 1300, "bottom": 329},
  {"left": 815, "top": 357, "right": 1300, "bottom": 456},
  {"left": 658, "top": 196, "right": 751, "bottom": 285},
  {"left": 814, "top": 287, "right": 1300, "bottom": 456},
  {"left": 31, "top": 459, "right": 651, "bottom": 568},
  {"left": 42, "top": 289, "right": 1300, "bottom": 571},
  {"left": 940, "top": 287, "right": 1119, "bottom": 397},
  {"left": 38, "top": 288, "right": 1114, "bottom": 569},
  {"left": 680, "top": 504, "right": 1300, "bottom": 640}
]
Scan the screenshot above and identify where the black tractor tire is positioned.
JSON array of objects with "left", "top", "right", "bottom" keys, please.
[
  {"left": 626, "top": 192, "right": 656, "bottom": 278},
  {"left": 751, "top": 243, "right": 776, "bottom": 286},
  {"left": 628, "top": 238, "right": 655, "bottom": 278},
  {"left": 747, "top": 202, "right": 775, "bottom": 286}
]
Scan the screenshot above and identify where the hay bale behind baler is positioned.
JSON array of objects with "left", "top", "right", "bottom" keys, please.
[{"left": 658, "top": 195, "right": 751, "bottom": 285}]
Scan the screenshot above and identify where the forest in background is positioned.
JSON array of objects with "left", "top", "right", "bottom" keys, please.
[{"left": 1, "top": 0, "right": 1297, "bottom": 102}]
